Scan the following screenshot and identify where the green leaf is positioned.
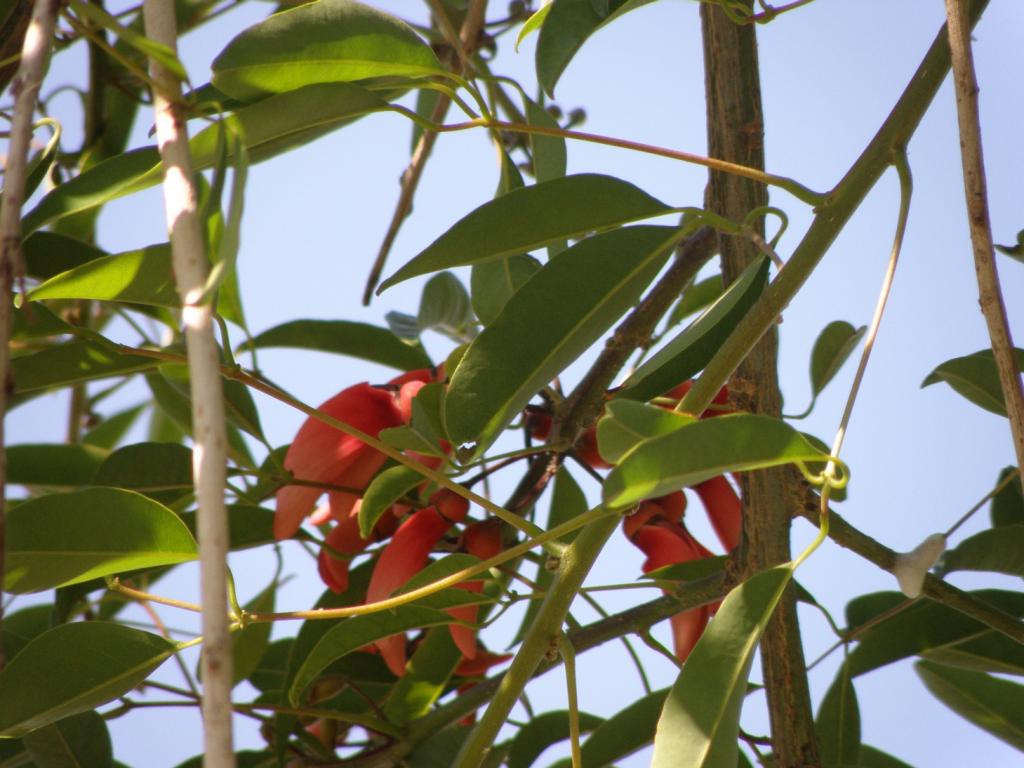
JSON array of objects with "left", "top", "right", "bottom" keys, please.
[
  {"left": 11, "top": 302, "right": 75, "bottom": 340},
  {"left": 30, "top": 243, "right": 179, "bottom": 307},
  {"left": 922, "top": 348, "right": 1024, "bottom": 417},
  {"left": 506, "top": 709, "right": 603, "bottom": 768},
  {"left": 445, "top": 225, "right": 683, "bottom": 457},
  {"left": 69, "top": 0, "right": 185, "bottom": 82},
  {"left": 24, "top": 83, "right": 392, "bottom": 233},
  {"left": 991, "top": 466, "right": 1024, "bottom": 527},
  {"left": 288, "top": 605, "right": 451, "bottom": 704},
  {"left": 938, "top": 524, "right": 1024, "bottom": 577},
  {"left": 922, "top": 632, "right": 1024, "bottom": 676},
  {"left": 915, "top": 660, "right": 1024, "bottom": 751},
  {"left": 667, "top": 274, "right": 724, "bottom": 326},
  {"left": 994, "top": 229, "right": 1024, "bottom": 261},
  {"left": 536, "top": 0, "right": 655, "bottom": 96},
  {"left": 249, "top": 638, "right": 293, "bottom": 692},
  {"left": 242, "top": 319, "right": 431, "bottom": 370},
  {"left": 92, "top": 442, "right": 193, "bottom": 500},
  {"left": 358, "top": 465, "right": 424, "bottom": 538},
  {"left": 5, "top": 487, "right": 197, "bottom": 593},
  {"left": 22, "top": 711, "right": 114, "bottom": 768},
  {"left": 1, "top": 605, "right": 53, "bottom": 662},
  {"left": 603, "top": 414, "right": 832, "bottom": 512},
  {"left": 809, "top": 320, "right": 866, "bottom": 399},
  {"left": 6, "top": 443, "right": 108, "bottom": 487},
  {"left": 23, "top": 232, "right": 107, "bottom": 280},
  {"left": 0, "top": 623, "right": 175, "bottom": 738},
  {"left": 524, "top": 96, "right": 566, "bottom": 184},
  {"left": 858, "top": 745, "right": 914, "bottom": 768},
  {"left": 211, "top": 0, "right": 444, "bottom": 101},
  {"left": 651, "top": 566, "right": 792, "bottom": 768},
  {"left": 180, "top": 504, "right": 277, "bottom": 552},
  {"left": 617, "top": 257, "right": 768, "bottom": 402},
  {"left": 379, "top": 425, "right": 445, "bottom": 457},
  {"left": 470, "top": 254, "right": 541, "bottom": 327},
  {"left": 232, "top": 581, "right": 276, "bottom": 686},
  {"left": 153, "top": 364, "right": 265, "bottom": 446},
  {"left": 378, "top": 174, "right": 673, "bottom": 291},
  {"left": 82, "top": 404, "right": 146, "bottom": 450},
  {"left": 382, "top": 628, "right": 462, "bottom": 726},
  {"left": 515, "top": 2, "right": 552, "bottom": 51},
  {"left": 646, "top": 555, "right": 728, "bottom": 583},
  {"left": 816, "top": 664, "right": 860, "bottom": 767},
  {"left": 595, "top": 399, "right": 693, "bottom": 466},
  {"left": 418, "top": 272, "right": 475, "bottom": 341},
  {"left": 11, "top": 342, "right": 159, "bottom": 394},
  {"left": 845, "top": 589, "right": 1024, "bottom": 677},
  {"left": 576, "top": 687, "right": 668, "bottom": 766}
]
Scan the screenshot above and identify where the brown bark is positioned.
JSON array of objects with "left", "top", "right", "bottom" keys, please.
[{"left": 700, "top": 4, "right": 819, "bottom": 766}]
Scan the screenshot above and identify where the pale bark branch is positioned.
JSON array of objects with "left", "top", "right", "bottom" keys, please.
[
  {"left": 944, "top": 0, "right": 1024, "bottom": 486},
  {"left": 0, "top": 0, "right": 59, "bottom": 669},
  {"left": 141, "top": 1, "right": 234, "bottom": 764}
]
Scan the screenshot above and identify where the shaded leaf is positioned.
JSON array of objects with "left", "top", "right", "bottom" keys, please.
[
  {"left": 922, "top": 631, "right": 1024, "bottom": 676},
  {"left": 470, "top": 254, "right": 541, "bottom": 327},
  {"left": 232, "top": 581, "right": 276, "bottom": 686},
  {"left": 180, "top": 505, "right": 277, "bottom": 552},
  {"left": 506, "top": 709, "right": 603, "bottom": 768},
  {"left": 0, "top": 623, "right": 175, "bottom": 738},
  {"left": 603, "top": 414, "right": 832, "bottom": 512},
  {"left": 991, "top": 466, "right": 1024, "bottom": 527},
  {"left": 382, "top": 628, "right": 462, "bottom": 725},
  {"left": 5, "top": 488, "right": 197, "bottom": 593},
  {"left": 249, "top": 638, "right": 293, "bottom": 692},
  {"left": 211, "top": 0, "right": 444, "bottom": 101},
  {"left": 378, "top": 174, "right": 672, "bottom": 291},
  {"left": 1, "top": 605, "right": 53, "bottom": 662},
  {"left": 859, "top": 745, "right": 914, "bottom": 768},
  {"left": 816, "top": 664, "right": 860, "bottom": 767},
  {"left": 809, "top": 320, "right": 865, "bottom": 399},
  {"left": 288, "top": 605, "right": 451, "bottom": 704},
  {"left": 418, "top": 271, "right": 475, "bottom": 341},
  {"left": 667, "top": 274, "right": 723, "bottom": 326},
  {"left": 536, "top": 0, "right": 655, "bottom": 96},
  {"left": 358, "top": 465, "right": 424, "bottom": 538},
  {"left": 524, "top": 95, "right": 566, "bottom": 184},
  {"left": 576, "top": 687, "right": 668, "bottom": 766},
  {"left": 22, "top": 710, "right": 113, "bottom": 768},
  {"left": 618, "top": 257, "right": 768, "bottom": 402},
  {"left": 30, "top": 244, "right": 179, "bottom": 307},
  {"left": 938, "top": 524, "right": 1024, "bottom": 577},
  {"left": 11, "top": 342, "right": 158, "bottom": 394},
  {"left": 6, "top": 444, "right": 107, "bottom": 487},
  {"left": 915, "top": 660, "right": 1024, "bottom": 751},
  {"left": 651, "top": 567, "right": 792, "bottom": 768},
  {"left": 242, "top": 319, "right": 430, "bottom": 370},
  {"left": 922, "top": 348, "right": 1024, "bottom": 417},
  {"left": 92, "top": 442, "right": 193, "bottom": 500},
  {"left": 11, "top": 302, "right": 75, "bottom": 340},
  {"left": 82, "top": 404, "right": 147, "bottom": 450},
  {"left": 445, "top": 225, "right": 683, "bottom": 457}
]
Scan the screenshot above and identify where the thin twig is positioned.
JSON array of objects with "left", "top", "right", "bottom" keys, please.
[
  {"left": 0, "top": 0, "right": 59, "bottom": 671},
  {"left": 141, "top": 0, "right": 234, "bottom": 764},
  {"left": 944, "top": 0, "right": 1024, "bottom": 489}
]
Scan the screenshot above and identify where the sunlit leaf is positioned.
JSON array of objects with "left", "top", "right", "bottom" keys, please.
[
  {"left": 915, "top": 660, "right": 1024, "bottom": 751},
  {"left": 11, "top": 342, "right": 158, "bottom": 394},
  {"left": 358, "top": 465, "right": 424, "bottom": 538},
  {"left": 211, "top": 0, "right": 445, "bottom": 101},
  {"left": 31, "top": 243, "right": 178, "bottom": 307},
  {"left": 595, "top": 399, "right": 693, "bottom": 466},
  {"left": 445, "top": 225, "right": 683, "bottom": 457},
  {"left": 651, "top": 566, "right": 791, "bottom": 768},
  {"left": 603, "top": 414, "right": 831, "bottom": 512},
  {"left": 378, "top": 174, "right": 673, "bottom": 291},
  {"left": 5, "top": 488, "right": 197, "bottom": 593},
  {"left": 922, "top": 348, "right": 1024, "bottom": 417},
  {"left": 809, "top": 320, "right": 865, "bottom": 398},
  {"left": 0, "top": 623, "right": 175, "bottom": 737},
  {"left": 242, "top": 319, "right": 431, "bottom": 370},
  {"left": 83, "top": 404, "right": 147, "bottom": 450}
]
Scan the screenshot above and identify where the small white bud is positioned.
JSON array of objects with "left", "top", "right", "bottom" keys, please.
[{"left": 893, "top": 533, "right": 947, "bottom": 598}]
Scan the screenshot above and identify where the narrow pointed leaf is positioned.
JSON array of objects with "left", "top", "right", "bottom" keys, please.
[
  {"left": 667, "top": 274, "right": 724, "bottom": 326},
  {"left": 618, "top": 257, "right": 768, "bottom": 402},
  {"left": 23, "top": 231, "right": 107, "bottom": 280},
  {"left": 809, "top": 320, "right": 866, "bottom": 398},
  {"left": 922, "top": 632, "right": 1024, "bottom": 676},
  {"left": 595, "top": 399, "right": 693, "bottom": 465},
  {"left": 603, "top": 414, "right": 831, "bottom": 512},
  {"left": 577, "top": 687, "right": 668, "bottom": 766},
  {"left": 5, "top": 488, "right": 197, "bottom": 593},
  {"left": 11, "top": 342, "right": 159, "bottom": 393},
  {"left": 915, "top": 660, "right": 1024, "bottom": 751},
  {"left": 82, "top": 404, "right": 146, "bottom": 450},
  {"left": 651, "top": 566, "right": 792, "bottom": 768},
  {"left": 445, "top": 225, "right": 682, "bottom": 456},
  {"left": 524, "top": 95, "right": 566, "bottom": 184},
  {"left": 211, "top": 0, "right": 444, "bottom": 101},
  {"left": 6, "top": 443, "right": 107, "bottom": 487},
  {"left": 506, "top": 709, "right": 603, "bottom": 768},
  {"left": 30, "top": 243, "right": 179, "bottom": 307},
  {"left": 11, "top": 302, "right": 75, "bottom": 340},
  {"left": 242, "top": 319, "right": 431, "bottom": 370},
  {"left": 516, "top": 2, "right": 552, "bottom": 50},
  {"left": 470, "top": 254, "right": 541, "bottom": 327},
  {"left": 536, "top": 0, "right": 655, "bottom": 96},
  {"left": 382, "top": 628, "right": 462, "bottom": 726},
  {"left": 378, "top": 175, "right": 672, "bottom": 291},
  {"left": 859, "top": 745, "right": 914, "bottom": 768},
  {"left": 288, "top": 605, "right": 451, "bottom": 704},
  {"left": 938, "top": 524, "right": 1024, "bottom": 577},
  {"left": 358, "top": 465, "right": 424, "bottom": 538},
  {"left": 22, "top": 711, "right": 113, "bottom": 768},
  {"left": 991, "top": 466, "right": 1024, "bottom": 527},
  {"left": 0, "top": 623, "right": 175, "bottom": 737},
  {"left": 816, "top": 664, "right": 861, "bottom": 767},
  {"left": 922, "top": 348, "right": 1024, "bottom": 417}
]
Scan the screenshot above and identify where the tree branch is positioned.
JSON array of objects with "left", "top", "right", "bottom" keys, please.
[
  {"left": 141, "top": 1, "right": 233, "bottom": 764},
  {"left": 0, "top": 0, "right": 59, "bottom": 670},
  {"left": 944, "top": 0, "right": 1024, "bottom": 486}
]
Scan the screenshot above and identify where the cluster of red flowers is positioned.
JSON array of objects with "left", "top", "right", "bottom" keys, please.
[{"left": 274, "top": 370, "right": 742, "bottom": 672}]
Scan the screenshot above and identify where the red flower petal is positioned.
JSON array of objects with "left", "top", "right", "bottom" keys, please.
[
  {"left": 694, "top": 475, "right": 742, "bottom": 552},
  {"left": 449, "top": 519, "right": 503, "bottom": 659},
  {"left": 669, "top": 604, "right": 711, "bottom": 661},
  {"left": 317, "top": 508, "right": 371, "bottom": 594}
]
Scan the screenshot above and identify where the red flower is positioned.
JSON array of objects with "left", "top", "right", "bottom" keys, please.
[
  {"left": 365, "top": 490, "right": 470, "bottom": 676},
  {"left": 694, "top": 475, "right": 742, "bottom": 552},
  {"left": 274, "top": 369, "right": 435, "bottom": 541},
  {"left": 448, "top": 518, "right": 503, "bottom": 659},
  {"left": 317, "top": 500, "right": 403, "bottom": 594}
]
